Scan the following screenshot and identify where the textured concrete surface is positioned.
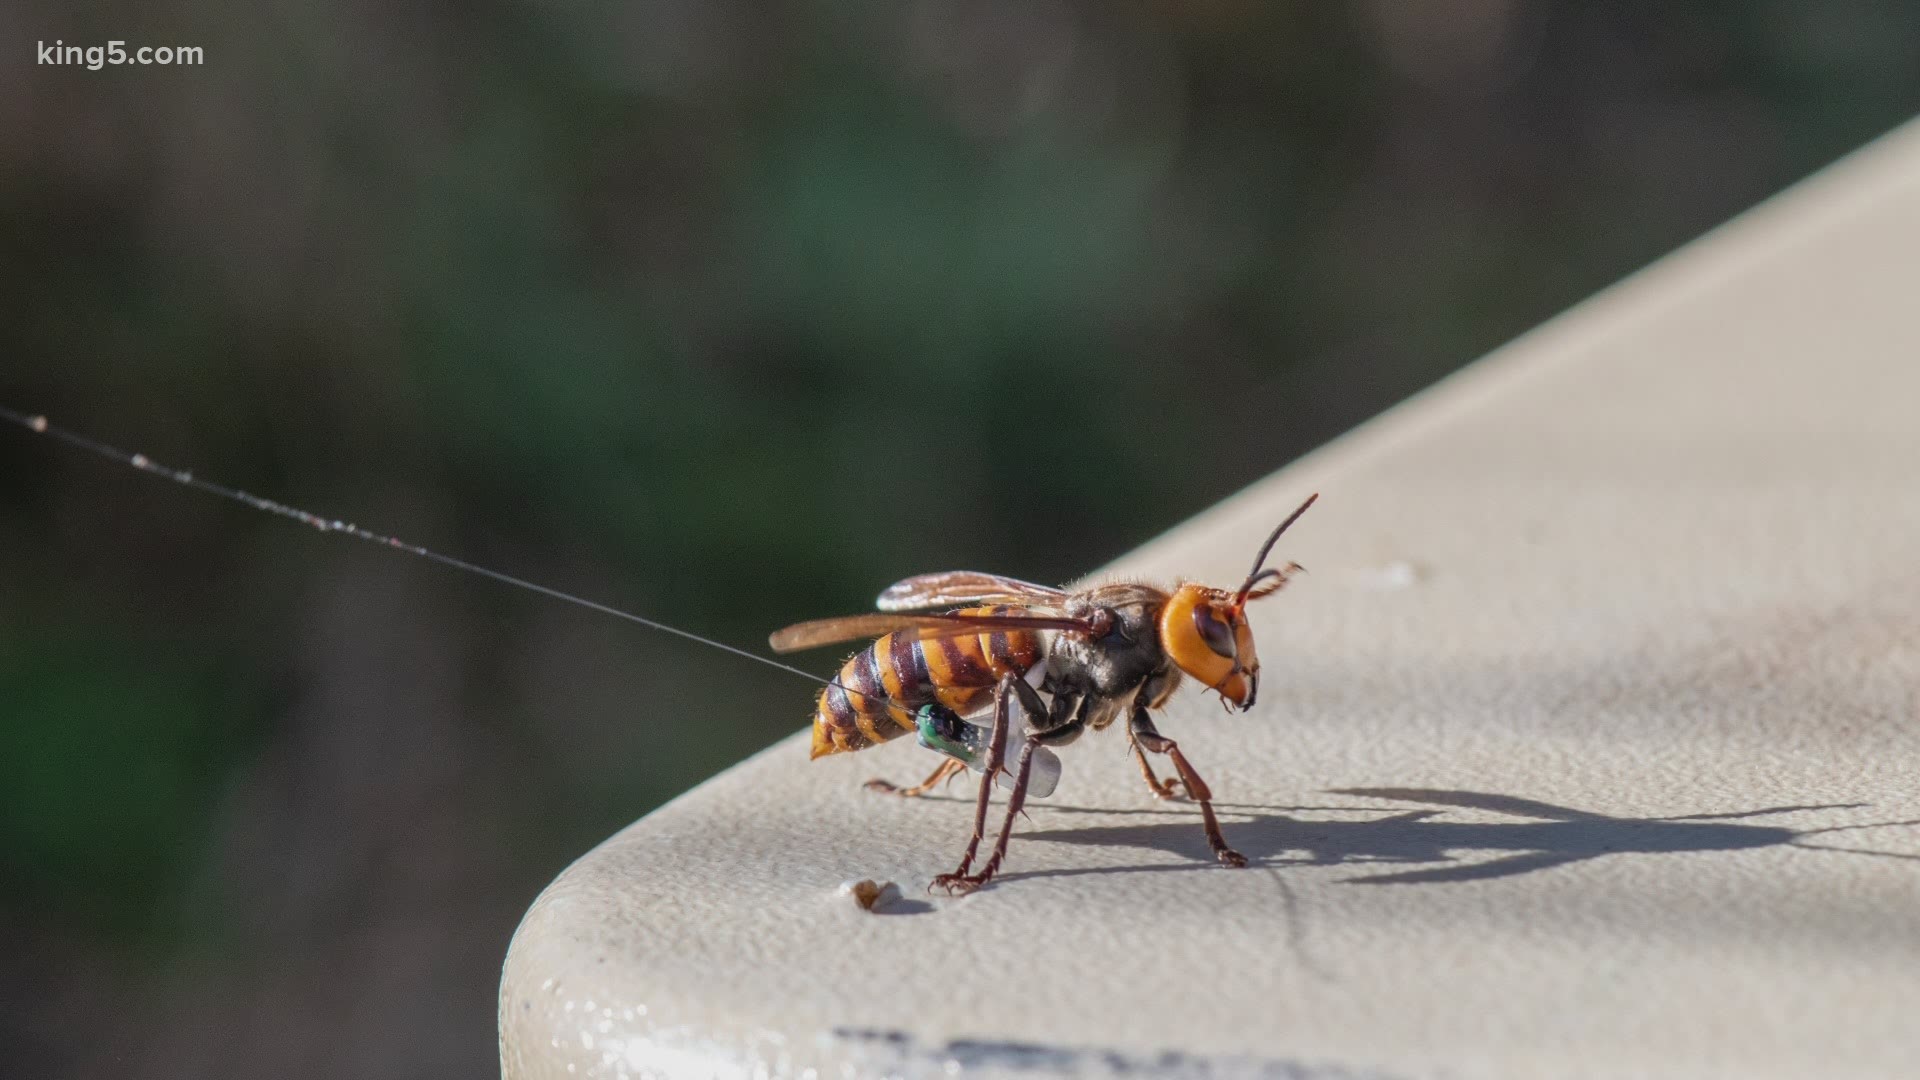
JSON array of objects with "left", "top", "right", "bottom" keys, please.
[{"left": 501, "top": 119, "right": 1920, "bottom": 1079}]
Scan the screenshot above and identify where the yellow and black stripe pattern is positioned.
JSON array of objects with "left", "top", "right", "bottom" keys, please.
[{"left": 809, "top": 606, "right": 1046, "bottom": 758}]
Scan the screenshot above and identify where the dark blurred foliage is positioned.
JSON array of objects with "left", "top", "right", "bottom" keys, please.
[{"left": 2, "top": 1, "right": 1917, "bottom": 1075}]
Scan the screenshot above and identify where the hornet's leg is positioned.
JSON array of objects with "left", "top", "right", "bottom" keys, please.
[
  {"left": 937, "top": 736, "right": 1041, "bottom": 895},
  {"left": 1130, "top": 707, "right": 1246, "bottom": 867},
  {"left": 1130, "top": 738, "right": 1186, "bottom": 801},
  {"left": 864, "top": 756, "right": 966, "bottom": 797},
  {"left": 934, "top": 691, "right": 1082, "bottom": 896},
  {"left": 930, "top": 674, "right": 1020, "bottom": 888}
]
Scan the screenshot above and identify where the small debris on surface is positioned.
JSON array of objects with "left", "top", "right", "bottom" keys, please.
[
  {"left": 839, "top": 879, "right": 902, "bottom": 912},
  {"left": 28, "top": 415, "right": 48, "bottom": 433}
]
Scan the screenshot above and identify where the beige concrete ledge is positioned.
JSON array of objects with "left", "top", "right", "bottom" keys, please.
[{"left": 501, "top": 118, "right": 1920, "bottom": 1079}]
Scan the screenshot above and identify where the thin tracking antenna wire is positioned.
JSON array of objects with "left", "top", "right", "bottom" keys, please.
[{"left": 0, "top": 404, "right": 871, "bottom": 703}]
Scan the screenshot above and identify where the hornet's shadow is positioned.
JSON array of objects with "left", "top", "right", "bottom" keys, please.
[{"left": 1004, "top": 788, "right": 1920, "bottom": 885}]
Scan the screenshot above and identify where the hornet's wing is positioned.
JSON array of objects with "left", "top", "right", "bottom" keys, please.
[
  {"left": 875, "top": 571, "right": 1068, "bottom": 613},
  {"left": 769, "top": 610, "right": 1092, "bottom": 654}
]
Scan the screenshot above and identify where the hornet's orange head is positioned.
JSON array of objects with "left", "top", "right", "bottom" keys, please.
[{"left": 1157, "top": 493, "right": 1316, "bottom": 711}]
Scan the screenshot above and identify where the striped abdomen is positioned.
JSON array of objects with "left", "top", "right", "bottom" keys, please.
[{"left": 809, "top": 606, "right": 1046, "bottom": 758}]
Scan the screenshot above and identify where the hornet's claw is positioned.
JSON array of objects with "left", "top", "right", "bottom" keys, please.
[{"left": 930, "top": 873, "right": 987, "bottom": 896}]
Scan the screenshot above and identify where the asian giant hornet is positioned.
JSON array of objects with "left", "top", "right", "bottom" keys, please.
[
  {"left": 1, "top": 406, "right": 1315, "bottom": 896},
  {"left": 769, "top": 493, "right": 1316, "bottom": 894}
]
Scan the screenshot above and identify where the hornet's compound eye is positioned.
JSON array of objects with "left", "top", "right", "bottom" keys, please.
[{"left": 1193, "top": 605, "right": 1238, "bottom": 660}]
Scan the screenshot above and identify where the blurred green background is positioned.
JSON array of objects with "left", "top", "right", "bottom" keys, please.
[{"left": 3, "top": 2, "right": 1918, "bottom": 1076}]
